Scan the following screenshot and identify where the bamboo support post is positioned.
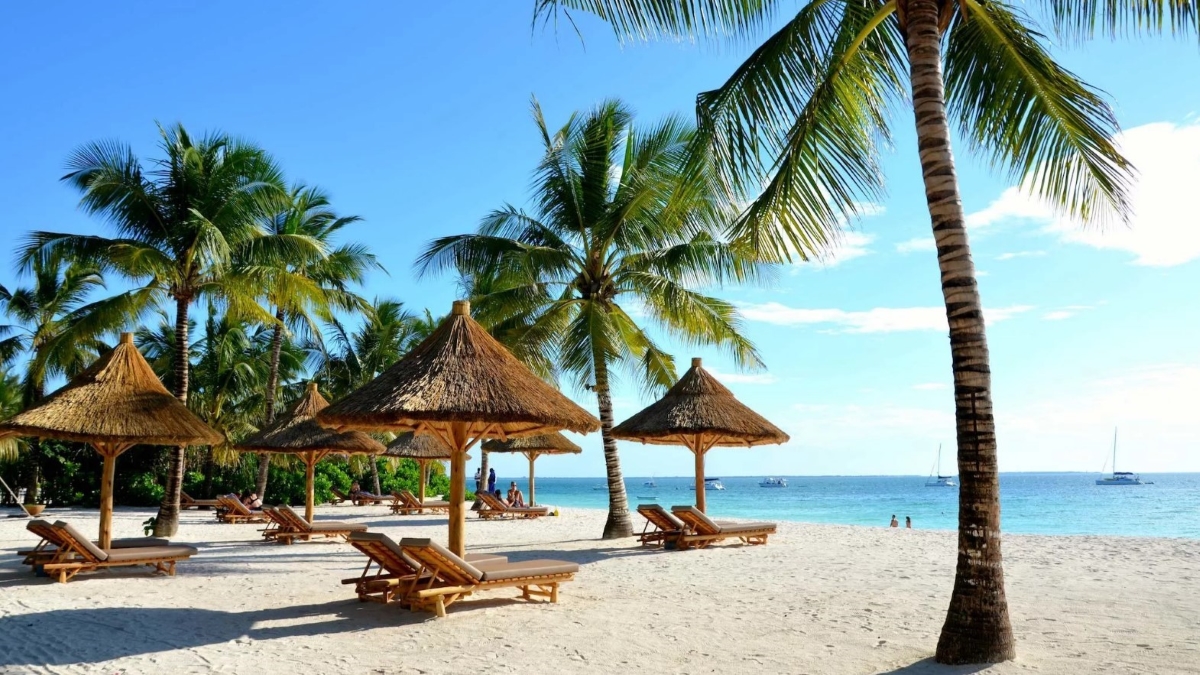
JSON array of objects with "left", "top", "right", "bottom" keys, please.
[
  {"left": 527, "top": 452, "right": 537, "bottom": 506},
  {"left": 419, "top": 460, "right": 428, "bottom": 503},
  {"left": 305, "top": 453, "right": 317, "bottom": 523}
]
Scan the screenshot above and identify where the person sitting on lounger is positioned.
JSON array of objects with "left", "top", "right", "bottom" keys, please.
[
  {"left": 493, "top": 489, "right": 508, "bottom": 506},
  {"left": 507, "top": 482, "right": 526, "bottom": 508},
  {"left": 244, "top": 492, "right": 263, "bottom": 510}
]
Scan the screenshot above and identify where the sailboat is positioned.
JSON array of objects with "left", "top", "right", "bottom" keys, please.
[
  {"left": 1096, "top": 428, "right": 1143, "bottom": 486},
  {"left": 925, "top": 444, "right": 956, "bottom": 487}
]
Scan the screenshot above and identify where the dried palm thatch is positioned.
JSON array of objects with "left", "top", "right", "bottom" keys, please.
[
  {"left": 235, "top": 382, "right": 383, "bottom": 521},
  {"left": 0, "top": 333, "right": 221, "bottom": 547},
  {"left": 318, "top": 301, "right": 600, "bottom": 556},
  {"left": 0, "top": 333, "right": 222, "bottom": 447},
  {"left": 612, "top": 358, "right": 788, "bottom": 512},
  {"left": 482, "top": 432, "right": 582, "bottom": 506},
  {"left": 318, "top": 301, "right": 599, "bottom": 438}
]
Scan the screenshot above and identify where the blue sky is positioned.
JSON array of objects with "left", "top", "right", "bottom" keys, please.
[{"left": 3, "top": 4, "right": 1198, "bottom": 478}]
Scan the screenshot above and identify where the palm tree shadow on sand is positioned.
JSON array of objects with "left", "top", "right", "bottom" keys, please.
[
  {"left": 0, "top": 601, "right": 417, "bottom": 668},
  {"left": 877, "top": 658, "right": 994, "bottom": 674}
]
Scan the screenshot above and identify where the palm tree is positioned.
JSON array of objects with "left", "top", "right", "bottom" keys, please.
[
  {"left": 247, "top": 183, "right": 378, "bottom": 497},
  {"left": 532, "top": 0, "right": 1136, "bottom": 662},
  {"left": 0, "top": 257, "right": 129, "bottom": 502},
  {"left": 19, "top": 122, "right": 318, "bottom": 536},
  {"left": 418, "top": 99, "right": 765, "bottom": 539}
]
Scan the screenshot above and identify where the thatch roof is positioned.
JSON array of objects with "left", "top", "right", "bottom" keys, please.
[
  {"left": 318, "top": 301, "right": 600, "bottom": 437},
  {"left": 482, "top": 432, "right": 582, "bottom": 455},
  {"left": 235, "top": 382, "right": 384, "bottom": 455},
  {"left": 0, "top": 333, "right": 222, "bottom": 447},
  {"left": 384, "top": 432, "right": 454, "bottom": 460},
  {"left": 612, "top": 358, "right": 789, "bottom": 447}
]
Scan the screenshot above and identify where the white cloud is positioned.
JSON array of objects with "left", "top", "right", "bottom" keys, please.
[
  {"left": 795, "top": 231, "right": 875, "bottom": 270},
  {"left": 706, "top": 369, "right": 778, "bottom": 385},
  {"left": 996, "top": 250, "right": 1046, "bottom": 261},
  {"left": 895, "top": 237, "right": 936, "bottom": 254},
  {"left": 912, "top": 382, "right": 948, "bottom": 390},
  {"left": 853, "top": 202, "right": 887, "bottom": 218},
  {"left": 1042, "top": 305, "right": 1091, "bottom": 321},
  {"left": 967, "top": 121, "right": 1200, "bottom": 266},
  {"left": 739, "top": 302, "right": 1034, "bottom": 333}
]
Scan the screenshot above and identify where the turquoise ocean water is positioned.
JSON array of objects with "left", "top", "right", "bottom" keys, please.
[{"left": 507, "top": 473, "right": 1200, "bottom": 539}]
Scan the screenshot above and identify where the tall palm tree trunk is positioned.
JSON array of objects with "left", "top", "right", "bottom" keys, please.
[
  {"left": 154, "top": 294, "right": 191, "bottom": 537},
  {"left": 22, "top": 383, "right": 46, "bottom": 504},
  {"left": 369, "top": 458, "right": 381, "bottom": 496},
  {"left": 592, "top": 346, "right": 632, "bottom": 539},
  {"left": 903, "top": 0, "right": 1014, "bottom": 663},
  {"left": 256, "top": 310, "right": 285, "bottom": 497}
]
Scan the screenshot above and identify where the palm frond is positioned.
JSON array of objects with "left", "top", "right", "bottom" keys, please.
[{"left": 533, "top": 0, "right": 776, "bottom": 41}]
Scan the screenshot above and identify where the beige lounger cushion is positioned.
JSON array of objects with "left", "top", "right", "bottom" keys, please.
[
  {"left": 104, "top": 545, "right": 198, "bottom": 562},
  {"left": 309, "top": 520, "right": 368, "bottom": 533},
  {"left": 473, "top": 559, "right": 579, "bottom": 582},
  {"left": 716, "top": 521, "right": 776, "bottom": 534},
  {"left": 399, "top": 537, "right": 485, "bottom": 581},
  {"left": 54, "top": 521, "right": 109, "bottom": 561},
  {"left": 350, "top": 532, "right": 504, "bottom": 571},
  {"left": 638, "top": 504, "right": 686, "bottom": 529}
]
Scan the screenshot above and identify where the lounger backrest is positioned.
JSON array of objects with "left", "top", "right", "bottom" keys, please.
[
  {"left": 228, "top": 498, "right": 253, "bottom": 516},
  {"left": 638, "top": 504, "right": 685, "bottom": 531},
  {"left": 332, "top": 488, "right": 348, "bottom": 499},
  {"left": 477, "top": 491, "right": 507, "bottom": 511},
  {"left": 53, "top": 521, "right": 108, "bottom": 562},
  {"left": 400, "top": 537, "right": 484, "bottom": 584},
  {"left": 671, "top": 505, "right": 722, "bottom": 535},
  {"left": 27, "top": 519, "right": 64, "bottom": 546},
  {"left": 278, "top": 505, "right": 313, "bottom": 531},
  {"left": 348, "top": 532, "right": 421, "bottom": 576},
  {"left": 399, "top": 490, "right": 422, "bottom": 507},
  {"left": 181, "top": 491, "right": 194, "bottom": 503},
  {"left": 264, "top": 507, "right": 291, "bottom": 529}
]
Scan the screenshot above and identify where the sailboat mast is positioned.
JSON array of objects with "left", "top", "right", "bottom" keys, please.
[{"left": 1112, "top": 427, "right": 1118, "bottom": 474}]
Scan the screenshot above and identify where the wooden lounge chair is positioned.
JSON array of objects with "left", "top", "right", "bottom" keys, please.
[
  {"left": 398, "top": 537, "right": 578, "bottom": 617},
  {"left": 19, "top": 519, "right": 168, "bottom": 566},
  {"left": 39, "top": 521, "right": 198, "bottom": 583},
  {"left": 181, "top": 491, "right": 221, "bottom": 510},
  {"left": 272, "top": 505, "right": 367, "bottom": 544},
  {"left": 342, "top": 531, "right": 506, "bottom": 604},
  {"left": 390, "top": 490, "right": 450, "bottom": 515},
  {"left": 388, "top": 491, "right": 421, "bottom": 516},
  {"left": 476, "top": 491, "right": 549, "bottom": 520},
  {"left": 259, "top": 507, "right": 295, "bottom": 541},
  {"left": 330, "top": 488, "right": 350, "bottom": 505},
  {"left": 352, "top": 491, "right": 388, "bottom": 506},
  {"left": 669, "top": 505, "right": 776, "bottom": 549},
  {"left": 636, "top": 504, "right": 687, "bottom": 548},
  {"left": 215, "top": 496, "right": 269, "bottom": 524}
]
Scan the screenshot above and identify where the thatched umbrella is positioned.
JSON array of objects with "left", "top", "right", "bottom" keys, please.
[
  {"left": 235, "top": 382, "right": 384, "bottom": 521},
  {"left": 0, "top": 333, "right": 221, "bottom": 548},
  {"left": 482, "top": 433, "right": 581, "bottom": 506},
  {"left": 318, "top": 300, "right": 599, "bottom": 556},
  {"left": 612, "top": 358, "right": 789, "bottom": 513},
  {"left": 384, "top": 432, "right": 455, "bottom": 504}
]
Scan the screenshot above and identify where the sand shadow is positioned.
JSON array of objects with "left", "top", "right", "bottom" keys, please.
[
  {"left": 0, "top": 600, "right": 421, "bottom": 667},
  {"left": 876, "top": 658, "right": 995, "bottom": 674}
]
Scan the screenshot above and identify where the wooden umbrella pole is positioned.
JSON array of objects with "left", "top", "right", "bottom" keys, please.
[
  {"left": 447, "top": 422, "right": 468, "bottom": 557},
  {"left": 304, "top": 452, "right": 317, "bottom": 523},
  {"left": 95, "top": 442, "right": 131, "bottom": 550},
  {"left": 693, "top": 435, "right": 707, "bottom": 514},
  {"left": 528, "top": 452, "right": 537, "bottom": 506},
  {"left": 418, "top": 460, "right": 427, "bottom": 503}
]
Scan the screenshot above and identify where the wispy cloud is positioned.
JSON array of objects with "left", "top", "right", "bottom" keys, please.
[
  {"left": 895, "top": 237, "right": 935, "bottom": 254},
  {"left": 996, "top": 250, "right": 1046, "bottom": 261},
  {"left": 738, "top": 302, "right": 1034, "bottom": 333},
  {"left": 1042, "top": 305, "right": 1092, "bottom": 321},
  {"left": 966, "top": 121, "right": 1200, "bottom": 267},
  {"left": 706, "top": 369, "right": 778, "bottom": 385}
]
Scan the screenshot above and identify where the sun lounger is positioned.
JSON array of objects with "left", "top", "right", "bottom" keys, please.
[
  {"left": 476, "top": 491, "right": 549, "bottom": 520},
  {"left": 352, "top": 491, "right": 388, "bottom": 506},
  {"left": 259, "top": 507, "right": 295, "bottom": 541},
  {"left": 342, "top": 531, "right": 506, "bottom": 603},
  {"left": 38, "top": 521, "right": 197, "bottom": 583},
  {"left": 181, "top": 491, "right": 221, "bottom": 509},
  {"left": 19, "top": 519, "right": 169, "bottom": 565},
  {"left": 390, "top": 490, "right": 450, "bottom": 515},
  {"left": 397, "top": 537, "right": 577, "bottom": 616},
  {"left": 271, "top": 505, "right": 367, "bottom": 544},
  {"left": 636, "top": 504, "right": 687, "bottom": 548},
  {"left": 330, "top": 488, "right": 350, "bottom": 505},
  {"left": 215, "top": 496, "right": 269, "bottom": 524},
  {"left": 669, "top": 505, "right": 776, "bottom": 549}
]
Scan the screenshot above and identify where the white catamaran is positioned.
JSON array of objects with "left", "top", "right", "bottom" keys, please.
[
  {"left": 1096, "top": 428, "right": 1143, "bottom": 486},
  {"left": 925, "top": 443, "right": 956, "bottom": 487}
]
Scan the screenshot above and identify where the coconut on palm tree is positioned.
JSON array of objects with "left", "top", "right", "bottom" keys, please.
[
  {"left": 245, "top": 183, "right": 378, "bottom": 498},
  {"left": 20, "top": 122, "right": 323, "bottom": 536},
  {"left": 0, "top": 257, "right": 131, "bottom": 502},
  {"left": 418, "top": 99, "right": 766, "bottom": 539},
  {"left": 533, "top": 0, "right": 1135, "bottom": 662}
]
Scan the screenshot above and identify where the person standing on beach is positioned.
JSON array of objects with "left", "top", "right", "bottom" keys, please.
[
  {"left": 905, "top": 516, "right": 912, "bottom": 529},
  {"left": 890, "top": 515, "right": 899, "bottom": 528},
  {"left": 474, "top": 467, "right": 482, "bottom": 492},
  {"left": 487, "top": 468, "right": 497, "bottom": 494}
]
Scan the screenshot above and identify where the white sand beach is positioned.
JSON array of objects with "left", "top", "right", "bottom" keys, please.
[{"left": 1, "top": 505, "right": 1197, "bottom": 674}]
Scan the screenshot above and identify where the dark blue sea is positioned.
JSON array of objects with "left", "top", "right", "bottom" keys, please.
[{"left": 508, "top": 473, "right": 1200, "bottom": 539}]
